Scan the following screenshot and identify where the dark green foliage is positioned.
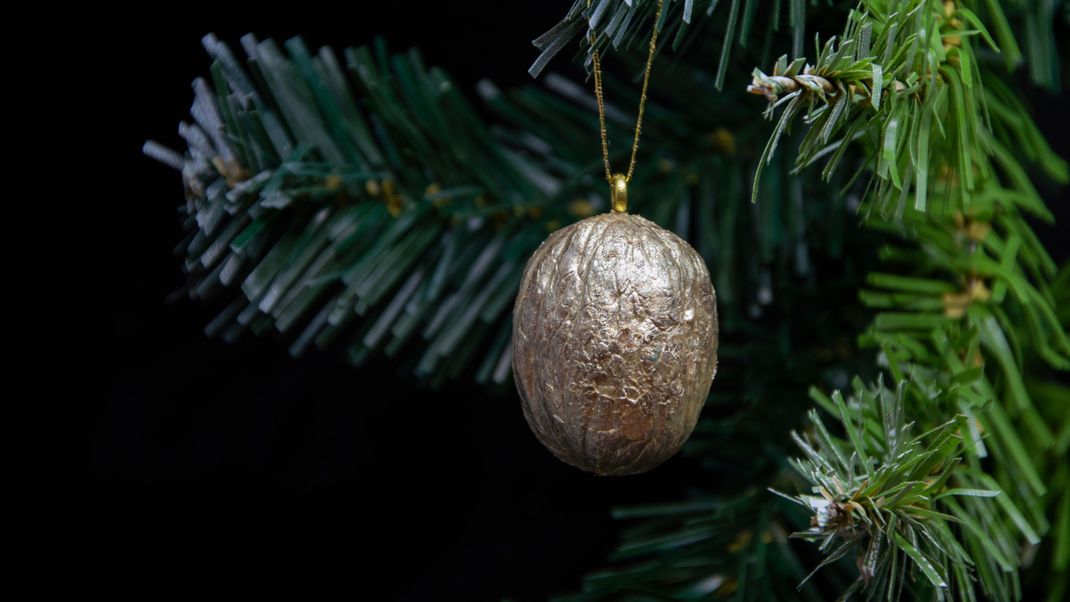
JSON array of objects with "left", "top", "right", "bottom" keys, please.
[
  {"left": 147, "top": 19, "right": 868, "bottom": 386},
  {"left": 783, "top": 380, "right": 997, "bottom": 601},
  {"left": 740, "top": 0, "right": 1069, "bottom": 599},
  {"left": 530, "top": 0, "right": 812, "bottom": 89},
  {"left": 147, "top": 34, "right": 561, "bottom": 386}
]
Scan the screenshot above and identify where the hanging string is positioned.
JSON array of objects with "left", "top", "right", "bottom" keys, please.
[{"left": 586, "top": 0, "right": 664, "bottom": 211}]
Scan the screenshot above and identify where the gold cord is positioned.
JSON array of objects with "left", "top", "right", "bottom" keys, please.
[{"left": 587, "top": 0, "right": 663, "bottom": 212}]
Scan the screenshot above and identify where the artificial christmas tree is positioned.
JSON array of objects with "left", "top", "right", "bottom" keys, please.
[{"left": 141, "top": 1, "right": 1068, "bottom": 599}]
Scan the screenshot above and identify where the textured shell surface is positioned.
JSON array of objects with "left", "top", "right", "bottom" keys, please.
[{"left": 512, "top": 212, "right": 718, "bottom": 476}]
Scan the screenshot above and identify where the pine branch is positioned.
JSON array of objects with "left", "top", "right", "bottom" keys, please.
[
  {"left": 748, "top": 0, "right": 1067, "bottom": 211},
  {"left": 531, "top": 0, "right": 811, "bottom": 89},
  {"left": 555, "top": 493, "right": 825, "bottom": 601},
  {"left": 146, "top": 32, "right": 865, "bottom": 386},
  {"left": 146, "top": 35, "right": 562, "bottom": 386},
  {"left": 779, "top": 378, "right": 994, "bottom": 601},
  {"left": 994, "top": 0, "right": 1065, "bottom": 93},
  {"left": 744, "top": 1, "right": 1069, "bottom": 599}
]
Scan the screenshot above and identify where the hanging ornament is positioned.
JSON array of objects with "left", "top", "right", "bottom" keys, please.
[{"left": 512, "top": 0, "right": 718, "bottom": 476}]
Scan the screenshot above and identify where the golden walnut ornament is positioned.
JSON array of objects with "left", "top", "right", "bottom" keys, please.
[{"left": 512, "top": 212, "right": 718, "bottom": 476}]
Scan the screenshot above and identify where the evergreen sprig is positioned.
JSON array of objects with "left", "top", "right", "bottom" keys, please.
[
  {"left": 531, "top": 0, "right": 811, "bottom": 89},
  {"left": 748, "top": 0, "right": 1068, "bottom": 210},
  {"left": 779, "top": 378, "right": 993, "bottom": 601},
  {"left": 147, "top": 34, "right": 564, "bottom": 386}
]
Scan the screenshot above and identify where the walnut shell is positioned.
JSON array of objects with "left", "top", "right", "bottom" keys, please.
[{"left": 512, "top": 212, "right": 718, "bottom": 476}]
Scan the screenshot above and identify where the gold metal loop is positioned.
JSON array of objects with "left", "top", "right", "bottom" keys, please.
[{"left": 610, "top": 173, "right": 628, "bottom": 213}]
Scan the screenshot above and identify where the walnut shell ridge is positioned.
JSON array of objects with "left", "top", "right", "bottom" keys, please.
[{"left": 512, "top": 212, "right": 718, "bottom": 476}]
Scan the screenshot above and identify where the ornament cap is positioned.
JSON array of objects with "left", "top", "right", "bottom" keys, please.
[{"left": 610, "top": 173, "right": 628, "bottom": 213}]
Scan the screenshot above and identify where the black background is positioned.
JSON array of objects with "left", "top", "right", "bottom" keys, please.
[{"left": 93, "top": 4, "right": 1067, "bottom": 599}]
